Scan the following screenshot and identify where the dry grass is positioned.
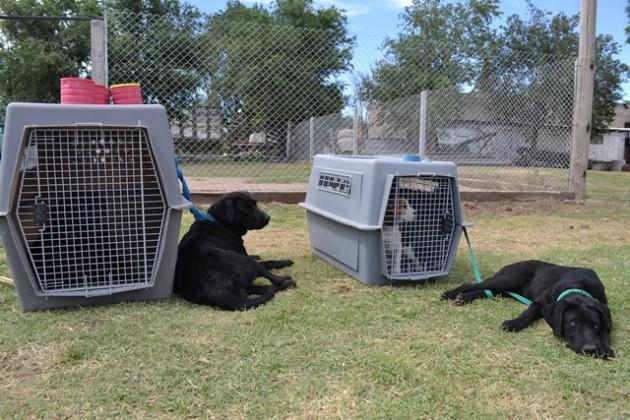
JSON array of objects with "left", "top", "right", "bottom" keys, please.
[{"left": 0, "top": 170, "right": 629, "bottom": 418}]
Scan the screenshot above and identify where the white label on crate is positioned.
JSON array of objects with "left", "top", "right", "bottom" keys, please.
[{"left": 317, "top": 172, "right": 351, "bottom": 195}]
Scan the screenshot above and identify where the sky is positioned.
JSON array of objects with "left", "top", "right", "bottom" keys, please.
[{"left": 187, "top": 0, "right": 630, "bottom": 100}]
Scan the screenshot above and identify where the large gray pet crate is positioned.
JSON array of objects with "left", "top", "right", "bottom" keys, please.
[
  {"left": 300, "top": 154, "right": 464, "bottom": 285},
  {"left": 0, "top": 103, "right": 190, "bottom": 310}
]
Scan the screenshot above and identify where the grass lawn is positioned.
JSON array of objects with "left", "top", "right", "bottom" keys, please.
[{"left": 1, "top": 170, "right": 629, "bottom": 418}]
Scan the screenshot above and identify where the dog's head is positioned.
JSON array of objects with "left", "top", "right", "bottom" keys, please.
[
  {"left": 208, "top": 191, "right": 270, "bottom": 236},
  {"left": 386, "top": 197, "right": 415, "bottom": 224},
  {"left": 542, "top": 294, "right": 614, "bottom": 359}
]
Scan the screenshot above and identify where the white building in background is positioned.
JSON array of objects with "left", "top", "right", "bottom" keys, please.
[
  {"left": 590, "top": 104, "right": 630, "bottom": 164},
  {"left": 589, "top": 132, "right": 626, "bottom": 163}
]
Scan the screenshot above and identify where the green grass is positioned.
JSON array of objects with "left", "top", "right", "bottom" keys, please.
[
  {"left": 178, "top": 160, "right": 312, "bottom": 183},
  {"left": 1, "top": 171, "right": 630, "bottom": 418},
  {"left": 177, "top": 161, "right": 571, "bottom": 189}
]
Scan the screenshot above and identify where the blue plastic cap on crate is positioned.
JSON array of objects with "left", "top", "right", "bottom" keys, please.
[{"left": 402, "top": 154, "right": 421, "bottom": 162}]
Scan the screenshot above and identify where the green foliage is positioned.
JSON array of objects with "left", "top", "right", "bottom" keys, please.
[
  {"left": 474, "top": 6, "right": 579, "bottom": 148},
  {"left": 363, "top": 0, "right": 501, "bottom": 102},
  {"left": 365, "top": 0, "right": 629, "bottom": 137},
  {"left": 0, "top": 0, "right": 101, "bottom": 120},
  {"left": 204, "top": 0, "right": 354, "bottom": 139},
  {"left": 592, "top": 34, "right": 629, "bottom": 134},
  {"left": 105, "top": 0, "right": 205, "bottom": 124},
  {"left": 495, "top": 2, "right": 628, "bottom": 137}
]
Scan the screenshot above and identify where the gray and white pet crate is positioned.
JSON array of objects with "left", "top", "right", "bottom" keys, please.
[
  {"left": 0, "top": 103, "right": 190, "bottom": 310},
  {"left": 300, "top": 154, "right": 464, "bottom": 285}
]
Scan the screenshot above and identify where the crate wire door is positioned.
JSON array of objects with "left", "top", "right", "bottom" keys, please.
[
  {"left": 380, "top": 174, "right": 456, "bottom": 280},
  {"left": 17, "top": 125, "right": 166, "bottom": 296}
]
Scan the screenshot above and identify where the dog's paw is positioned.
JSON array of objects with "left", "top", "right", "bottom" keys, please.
[
  {"left": 441, "top": 291, "right": 469, "bottom": 306},
  {"left": 595, "top": 347, "right": 615, "bottom": 360},
  {"left": 501, "top": 319, "right": 524, "bottom": 333},
  {"left": 278, "top": 277, "right": 296, "bottom": 290},
  {"left": 454, "top": 294, "right": 471, "bottom": 306},
  {"left": 441, "top": 290, "right": 458, "bottom": 301}
]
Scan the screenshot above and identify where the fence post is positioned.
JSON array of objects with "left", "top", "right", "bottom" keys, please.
[
  {"left": 286, "top": 121, "right": 291, "bottom": 162},
  {"left": 419, "top": 90, "right": 427, "bottom": 157},
  {"left": 309, "top": 116, "right": 314, "bottom": 161},
  {"left": 90, "top": 19, "right": 106, "bottom": 85},
  {"left": 569, "top": 0, "right": 597, "bottom": 199},
  {"left": 353, "top": 105, "right": 359, "bottom": 155}
]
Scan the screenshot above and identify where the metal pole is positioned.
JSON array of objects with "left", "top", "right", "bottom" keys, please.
[
  {"left": 309, "top": 117, "right": 314, "bottom": 161},
  {"left": 569, "top": 0, "right": 597, "bottom": 199},
  {"left": 419, "top": 90, "right": 427, "bottom": 157},
  {"left": 353, "top": 105, "right": 359, "bottom": 155},
  {"left": 286, "top": 121, "right": 291, "bottom": 162}
]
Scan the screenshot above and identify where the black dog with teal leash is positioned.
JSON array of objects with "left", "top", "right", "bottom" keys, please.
[{"left": 442, "top": 259, "right": 614, "bottom": 359}]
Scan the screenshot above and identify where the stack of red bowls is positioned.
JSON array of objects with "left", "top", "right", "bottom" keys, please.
[
  {"left": 93, "top": 83, "right": 111, "bottom": 104},
  {"left": 60, "top": 77, "right": 96, "bottom": 104},
  {"left": 110, "top": 83, "right": 143, "bottom": 104},
  {"left": 60, "top": 77, "right": 111, "bottom": 104}
]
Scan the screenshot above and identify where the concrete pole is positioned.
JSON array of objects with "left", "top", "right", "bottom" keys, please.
[
  {"left": 90, "top": 19, "right": 106, "bottom": 85},
  {"left": 569, "top": 0, "right": 597, "bottom": 199}
]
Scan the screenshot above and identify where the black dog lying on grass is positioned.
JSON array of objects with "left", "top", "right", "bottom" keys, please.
[
  {"left": 441, "top": 260, "right": 614, "bottom": 359},
  {"left": 174, "top": 191, "right": 296, "bottom": 310}
]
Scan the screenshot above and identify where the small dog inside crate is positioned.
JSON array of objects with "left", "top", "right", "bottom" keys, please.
[
  {"left": 382, "top": 195, "right": 424, "bottom": 275},
  {"left": 382, "top": 176, "right": 457, "bottom": 277}
]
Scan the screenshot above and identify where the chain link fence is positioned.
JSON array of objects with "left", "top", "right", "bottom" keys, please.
[{"left": 107, "top": 11, "right": 573, "bottom": 193}]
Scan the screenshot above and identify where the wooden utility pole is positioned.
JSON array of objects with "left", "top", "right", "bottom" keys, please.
[{"left": 569, "top": 0, "right": 597, "bottom": 199}]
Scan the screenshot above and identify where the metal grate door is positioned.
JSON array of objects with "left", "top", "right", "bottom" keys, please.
[
  {"left": 382, "top": 175, "right": 455, "bottom": 279},
  {"left": 15, "top": 126, "right": 167, "bottom": 296}
]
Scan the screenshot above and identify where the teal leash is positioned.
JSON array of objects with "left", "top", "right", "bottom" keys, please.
[
  {"left": 174, "top": 156, "right": 217, "bottom": 223},
  {"left": 462, "top": 225, "right": 493, "bottom": 299},
  {"left": 462, "top": 226, "right": 533, "bottom": 306}
]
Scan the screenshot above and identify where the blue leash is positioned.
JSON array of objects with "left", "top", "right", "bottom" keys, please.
[
  {"left": 462, "top": 226, "right": 533, "bottom": 306},
  {"left": 174, "top": 156, "right": 217, "bottom": 223}
]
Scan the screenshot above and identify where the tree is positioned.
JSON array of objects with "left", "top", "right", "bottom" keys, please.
[
  {"left": 104, "top": 0, "right": 205, "bottom": 124},
  {"left": 593, "top": 34, "right": 629, "bottom": 134},
  {"left": 472, "top": 4, "right": 579, "bottom": 157},
  {"left": 204, "top": 0, "right": 354, "bottom": 148},
  {"left": 493, "top": 2, "right": 628, "bottom": 137},
  {"left": 363, "top": 0, "right": 501, "bottom": 102},
  {"left": 0, "top": 0, "right": 101, "bottom": 121},
  {"left": 364, "top": 0, "right": 628, "bottom": 144},
  {"left": 0, "top": 0, "right": 205, "bottom": 126},
  {"left": 360, "top": 0, "right": 501, "bottom": 143}
]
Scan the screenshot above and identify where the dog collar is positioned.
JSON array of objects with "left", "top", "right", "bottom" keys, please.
[{"left": 556, "top": 288, "right": 594, "bottom": 302}]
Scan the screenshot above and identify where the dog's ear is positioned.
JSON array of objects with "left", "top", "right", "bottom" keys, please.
[
  {"left": 222, "top": 197, "right": 236, "bottom": 223},
  {"left": 209, "top": 197, "right": 236, "bottom": 224},
  {"left": 542, "top": 300, "right": 567, "bottom": 337},
  {"left": 595, "top": 301, "right": 613, "bottom": 332}
]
